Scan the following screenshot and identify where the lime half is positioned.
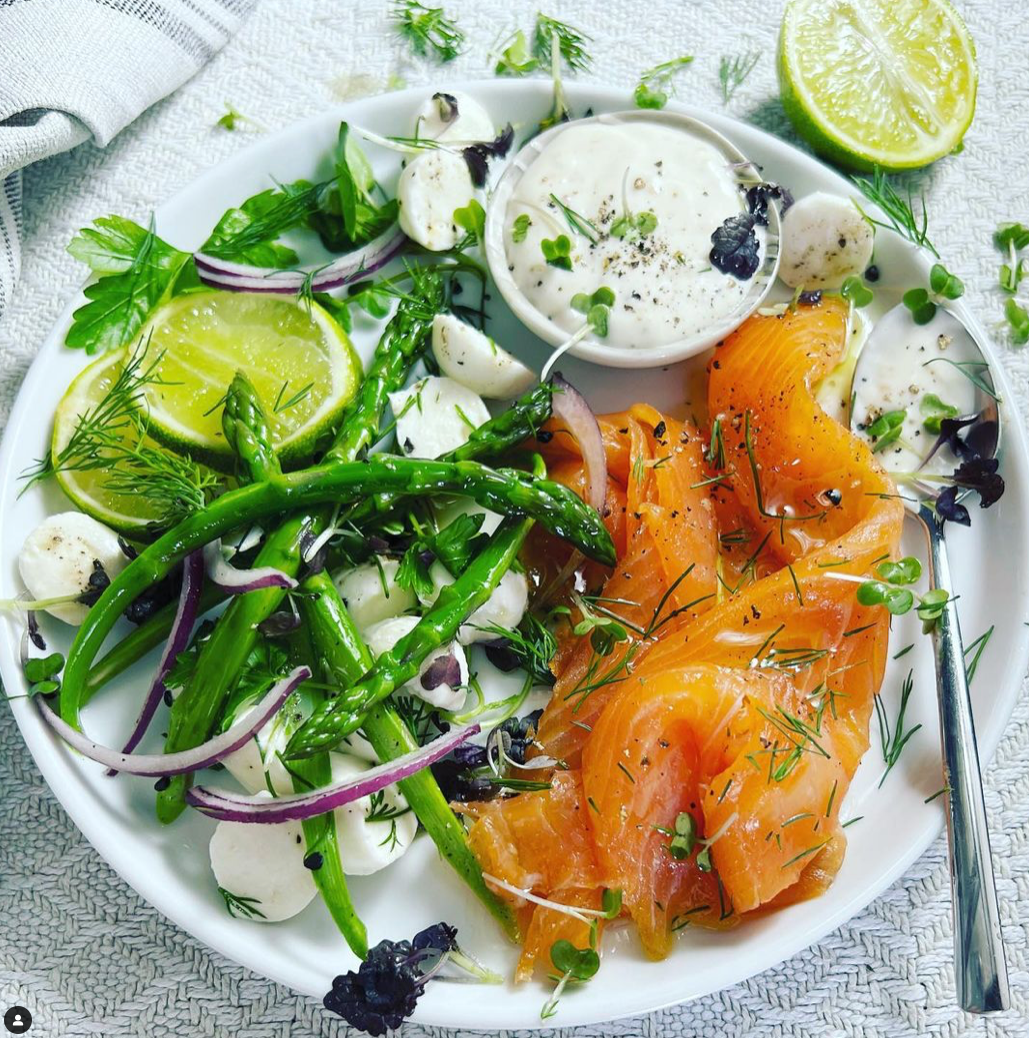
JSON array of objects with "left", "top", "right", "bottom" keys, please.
[
  {"left": 139, "top": 291, "right": 361, "bottom": 467},
  {"left": 53, "top": 349, "right": 205, "bottom": 534},
  {"left": 778, "top": 0, "right": 977, "bottom": 171}
]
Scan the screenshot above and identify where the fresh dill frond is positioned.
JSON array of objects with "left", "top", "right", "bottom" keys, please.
[
  {"left": 874, "top": 669, "right": 922, "bottom": 787},
  {"left": 718, "top": 52, "right": 760, "bottom": 103},
  {"left": 218, "top": 887, "right": 267, "bottom": 920},
  {"left": 392, "top": 0, "right": 464, "bottom": 62},
  {"left": 533, "top": 14, "right": 592, "bottom": 71},
  {"left": 21, "top": 338, "right": 218, "bottom": 523},
  {"left": 851, "top": 166, "right": 939, "bottom": 257}
]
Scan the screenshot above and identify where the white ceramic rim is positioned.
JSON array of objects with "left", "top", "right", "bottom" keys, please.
[
  {"left": 483, "top": 107, "right": 782, "bottom": 368},
  {"left": 1, "top": 81, "right": 1027, "bottom": 1032}
]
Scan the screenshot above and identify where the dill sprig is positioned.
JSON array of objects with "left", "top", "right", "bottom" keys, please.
[
  {"left": 874, "top": 669, "right": 922, "bottom": 787},
  {"left": 718, "top": 52, "right": 760, "bottom": 103},
  {"left": 533, "top": 14, "right": 592, "bottom": 71},
  {"left": 21, "top": 338, "right": 217, "bottom": 523},
  {"left": 391, "top": 0, "right": 464, "bottom": 62},
  {"left": 851, "top": 167, "right": 939, "bottom": 258},
  {"left": 218, "top": 887, "right": 266, "bottom": 920}
]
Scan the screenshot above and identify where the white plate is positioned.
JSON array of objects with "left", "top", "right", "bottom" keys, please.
[{"left": 1, "top": 81, "right": 1027, "bottom": 1032}]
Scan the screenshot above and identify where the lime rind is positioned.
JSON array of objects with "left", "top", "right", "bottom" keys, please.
[
  {"left": 138, "top": 291, "right": 361, "bottom": 468},
  {"left": 778, "top": 0, "right": 977, "bottom": 171}
]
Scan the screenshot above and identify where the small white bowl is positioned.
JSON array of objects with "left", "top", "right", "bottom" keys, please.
[{"left": 484, "top": 108, "right": 782, "bottom": 369}]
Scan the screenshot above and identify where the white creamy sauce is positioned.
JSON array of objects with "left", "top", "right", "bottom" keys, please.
[
  {"left": 503, "top": 122, "right": 761, "bottom": 349},
  {"left": 851, "top": 308, "right": 980, "bottom": 478}
]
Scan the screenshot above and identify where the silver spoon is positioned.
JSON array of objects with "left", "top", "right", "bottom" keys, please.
[{"left": 851, "top": 303, "right": 1009, "bottom": 1013}]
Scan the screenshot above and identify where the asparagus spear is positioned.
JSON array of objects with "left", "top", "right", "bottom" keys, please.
[
  {"left": 153, "top": 287, "right": 446, "bottom": 820},
  {"left": 80, "top": 385, "right": 553, "bottom": 706},
  {"left": 286, "top": 513, "right": 533, "bottom": 759},
  {"left": 299, "top": 570, "right": 519, "bottom": 939},
  {"left": 61, "top": 455, "right": 613, "bottom": 726}
]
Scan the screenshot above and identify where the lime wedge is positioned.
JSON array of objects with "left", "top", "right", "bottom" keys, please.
[
  {"left": 778, "top": 0, "right": 977, "bottom": 170},
  {"left": 139, "top": 291, "right": 361, "bottom": 467},
  {"left": 53, "top": 349, "right": 214, "bottom": 534}
]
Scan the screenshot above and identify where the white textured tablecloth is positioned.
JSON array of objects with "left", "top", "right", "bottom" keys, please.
[{"left": 2, "top": 1, "right": 1028, "bottom": 1035}]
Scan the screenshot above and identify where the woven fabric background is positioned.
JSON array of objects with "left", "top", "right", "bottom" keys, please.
[{"left": 1, "top": 1, "right": 1028, "bottom": 1035}]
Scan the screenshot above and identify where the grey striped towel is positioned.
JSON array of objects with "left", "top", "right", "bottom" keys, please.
[{"left": 0, "top": 0, "right": 258, "bottom": 318}]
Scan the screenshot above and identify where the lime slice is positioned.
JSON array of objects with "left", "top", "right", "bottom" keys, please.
[
  {"left": 778, "top": 0, "right": 977, "bottom": 171},
  {"left": 139, "top": 291, "right": 361, "bottom": 467},
  {"left": 53, "top": 349, "right": 208, "bottom": 534}
]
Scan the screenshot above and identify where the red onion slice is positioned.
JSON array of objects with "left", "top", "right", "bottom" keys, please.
[
  {"left": 193, "top": 226, "right": 407, "bottom": 295},
  {"left": 540, "top": 377, "right": 609, "bottom": 601},
  {"left": 37, "top": 666, "right": 311, "bottom": 776},
  {"left": 108, "top": 550, "right": 204, "bottom": 775},
  {"left": 203, "top": 541, "right": 298, "bottom": 594},
  {"left": 185, "top": 723, "right": 480, "bottom": 823},
  {"left": 551, "top": 375, "right": 606, "bottom": 514}
]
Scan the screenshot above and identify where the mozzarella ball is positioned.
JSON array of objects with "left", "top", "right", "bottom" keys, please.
[
  {"left": 389, "top": 375, "right": 490, "bottom": 459},
  {"left": 220, "top": 704, "right": 298, "bottom": 796},
  {"left": 330, "top": 753, "right": 418, "bottom": 875},
  {"left": 333, "top": 556, "right": 417, "bottom": 630},
  {"left": 208, "top": 792, "right": 317, "bottom": 922},
  {"left": 362, "top": 614, "right": 468, "bottom": 710},
  {"left": 432, "top": 495, "right": 503, "bottom": 538},
  {"left": 398, "top": 149, "right": 477, "bottom": 251},
  {"left": 432, "top": 314, "right": 537, "bottom": 399},
  {"left": 414, "top": 90, "right": 495, "bottom": 143},
  {"left": 778, "top": 192, "right": 874, "bottom": 289},
  {"left": 18, "top": 512, "right": 128, "bottom": 624},
  {"left": 415, "top": 562, "right": 528, "bottom": 644}
]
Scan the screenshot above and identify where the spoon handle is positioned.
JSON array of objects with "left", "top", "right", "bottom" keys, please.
[{"left": 919, "top": 504, "right": 1009, "bottom": 1013}]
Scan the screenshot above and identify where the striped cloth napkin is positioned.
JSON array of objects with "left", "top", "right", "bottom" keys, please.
[{"left": 0, "top": 0, "right": 258, "bottom": 318}]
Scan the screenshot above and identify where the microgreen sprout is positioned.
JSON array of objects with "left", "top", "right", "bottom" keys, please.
[
  {"left": 215, "top": 104, "right": 261, "bottom": 132},
  {"left": 1005, "top": 298, "right": 1029, "bottom": 345},
  {"left": 512, "top": 213, "right": 532, "bottom": 242},
  {"left": 840, "top": 274, "right": 873, "bottom": 308},
  {"left": 902, "top": 263, "right": 965, "bottom": 324},
  {"left": 856, "top": 556, "right": 950, "bottom": 632},
  {"left": 493, "top": 28, "right": 538, "bottom": 75},
  {"left": 541, "top": 939, "right": 600, "bottom": 1020},
  {"left": 452, "top": 198, "right": 486, "bottom": 249},
  {"left": 920, "top": 393, "right": 960, "bottom": 433},
  {"left": 864, "top": 409, "right": 906, "bottom": 453},
  {"left": 634, "top": 56, "right": 694, "bottom": 110},
  {"left": 996, "top": 223, "right": 1029, "bottom": 295},
  {"left": 540, "top": 286, "right": 614, "bottom": 381},
  {"left": 541, "top": 234, "right": 573, "bottom": 270}
]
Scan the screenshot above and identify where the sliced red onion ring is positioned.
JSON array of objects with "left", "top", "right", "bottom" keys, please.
[
  {"left": 185, "top": 723, "right": 480, "bottom": 823},
  {"left": 194, "top": 226, "right": 407, "bottom": 295},
  {"left": 541, "top": 376, "right": 609, "bottom": 601},
  {"left": 108, "top": 550, "right": 204, "bottom": 775},
  {"left": 551, "top": 375, "right": 606, "bottom": 514},
  {"left": 38, "top": 666, "right": 310, "bottom": 776},
  {"left": 203, "top": 541, "right": 297, "bottom": 594}
]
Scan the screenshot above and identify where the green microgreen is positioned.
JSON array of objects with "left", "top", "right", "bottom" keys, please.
[
  {"left": 634, "top": 56, "right": 694, "bottom": 110},
  {"left": 864, "top": 409, "right": 906, "bottom": 453},
  {"left": 494, "top": 28, "right": 538, "bottom": 75},
  {"left": 920, "top": 392, "right": 960, "bottom": 433},
  {"left": 453, "top": 198, "right": 486, "bottom": 249},
  {"left": 1005, "top": 297, "right": 1029, "bottom": 345},
  {"left": 540, "top": 939, "right": 600, "bottom": 1019},
  {"left": 512, "top": 213, "right": 532, "bottom": 242},
  {"left": 841, "top": 275, "right": 873, "bottom": 308},
  {"left": 541, "top": 234, "right": 573, "bottom": 270}
]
